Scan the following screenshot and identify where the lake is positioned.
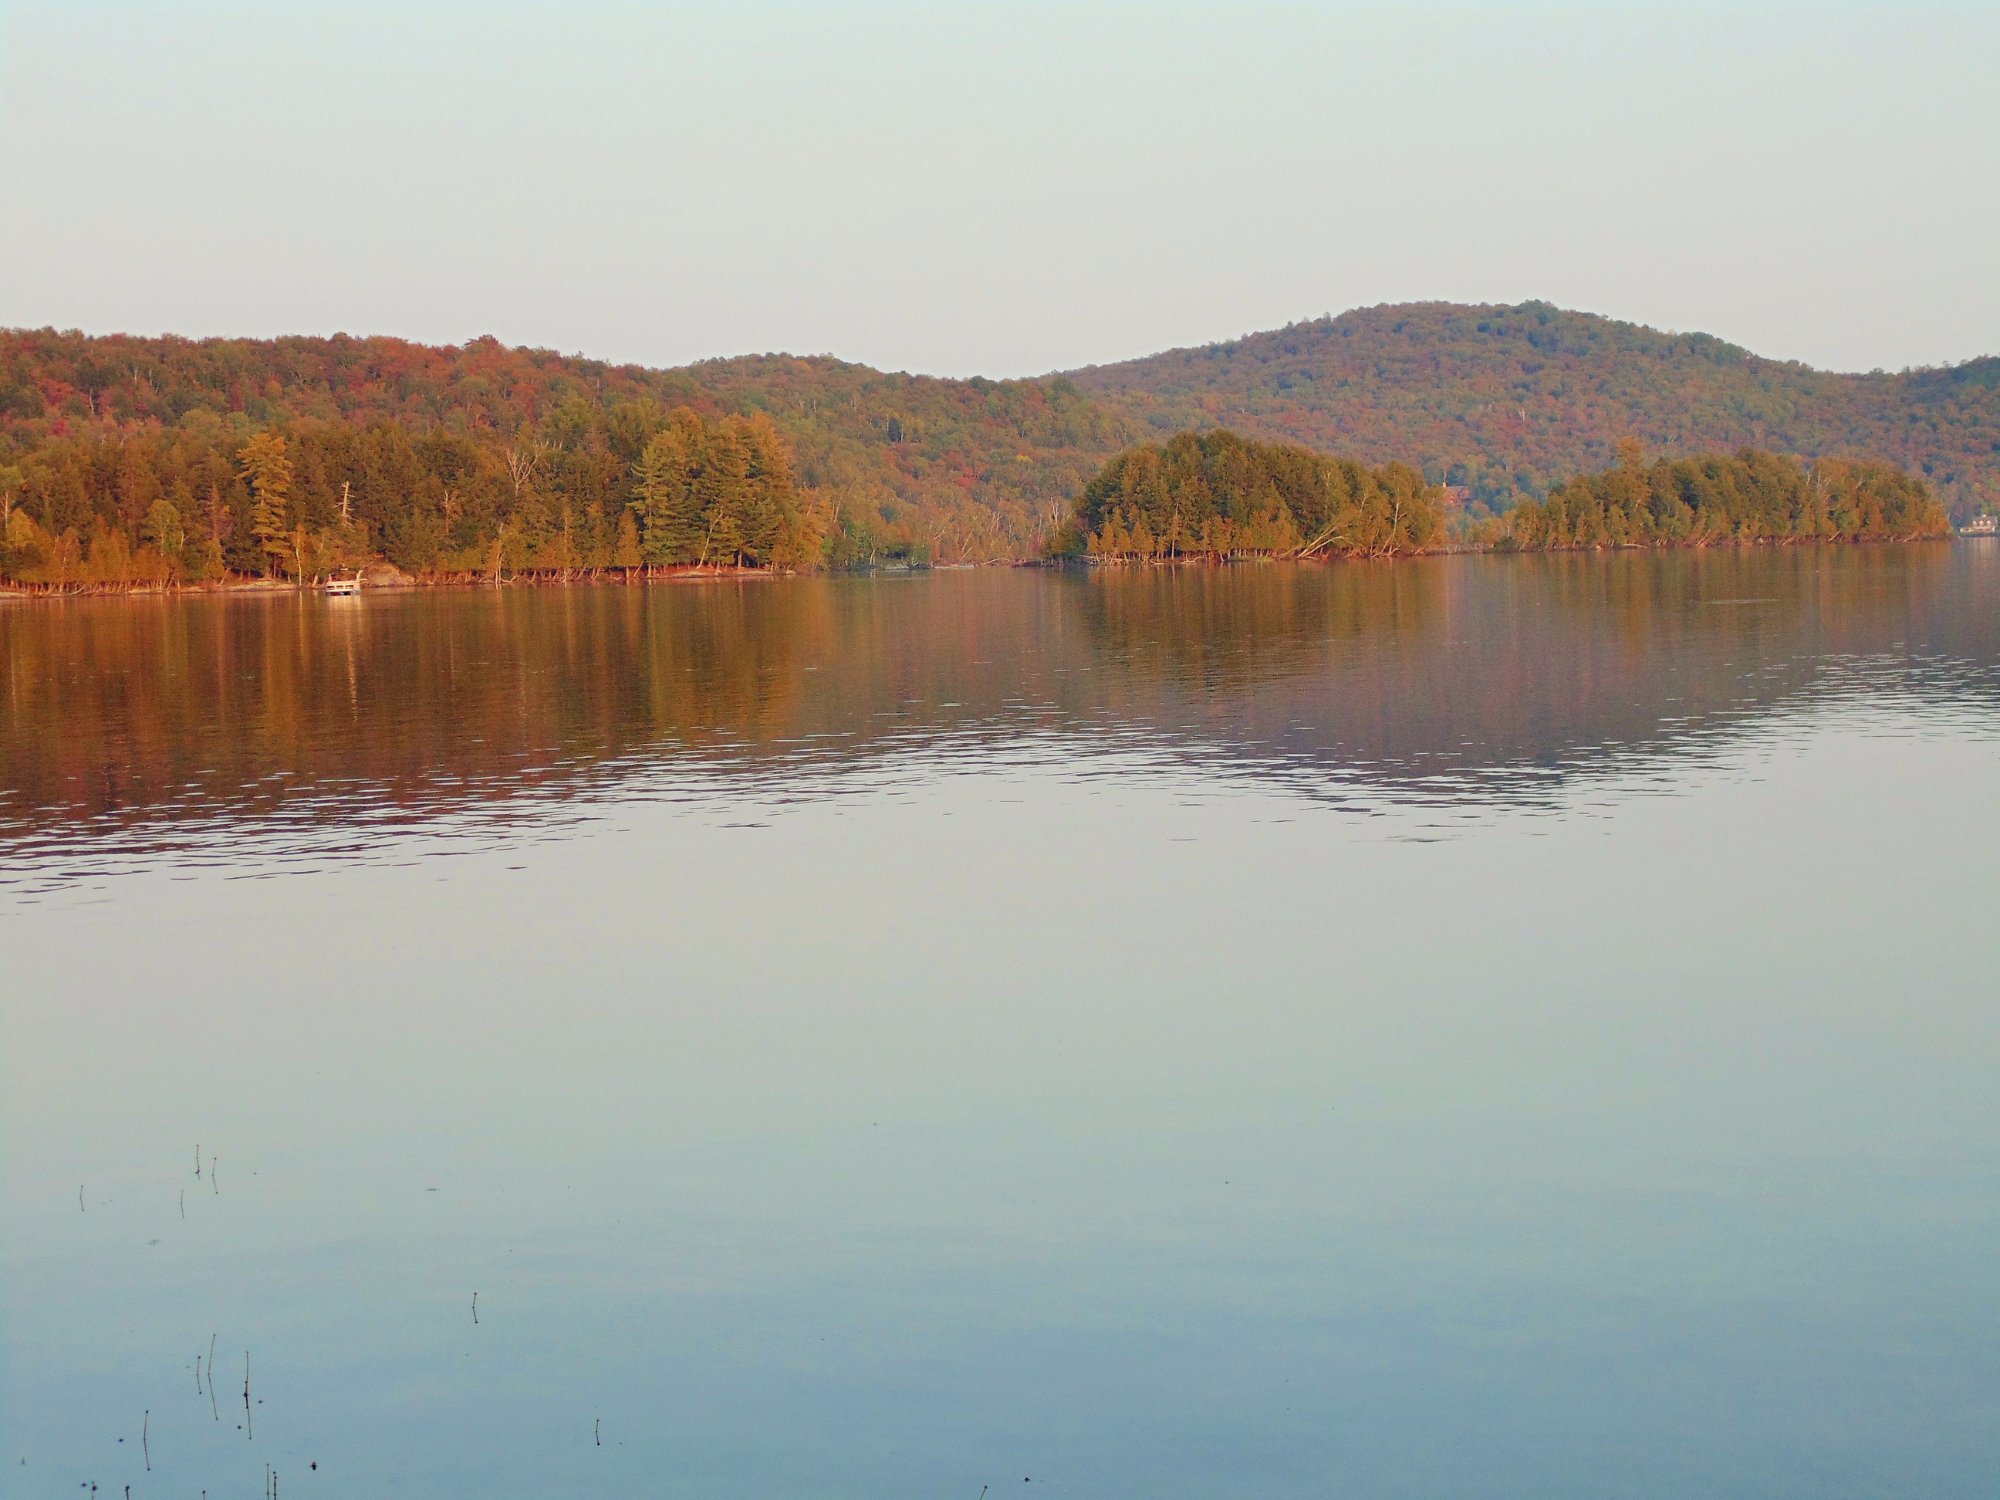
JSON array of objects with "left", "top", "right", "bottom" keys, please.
[{"left": 3, "top": 546, "right": 1997, "bottom": 1498}]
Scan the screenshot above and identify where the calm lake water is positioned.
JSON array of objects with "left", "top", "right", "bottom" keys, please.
[{"left": 4, "top": 547, "right": 1998, "bottom": 1498}]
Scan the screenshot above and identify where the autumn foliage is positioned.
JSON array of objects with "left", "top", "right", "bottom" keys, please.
[
  {"left": 0, "top": 302, "right": 1983, "bottom": 587},
  {"left": 1070, "top": 301, "right": 2000, "bottom": 521},
  {"left": 0, "top": 328, "right": 1130, "bottom": 580},
  {"left": 1061, "top": 430, "right": 1444, "bottom": 560},
  {"left": 0, "top": 403, "right": 828, "bottom": 587},
  {"left": 1503, "top": 446, "right": 1950, "bottom": 549}
]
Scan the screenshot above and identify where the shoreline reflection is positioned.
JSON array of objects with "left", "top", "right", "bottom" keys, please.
[{"left": 2, "top": 545, "right": 1994, "bottom": 891}]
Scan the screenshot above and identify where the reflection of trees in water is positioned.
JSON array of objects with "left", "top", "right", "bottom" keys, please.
[
  {"left": 0, "top": 546, "right": 1993, "bottom": 855},
  {"left": 1082, "top": 546, "right": 1998, "bottom": 790}
]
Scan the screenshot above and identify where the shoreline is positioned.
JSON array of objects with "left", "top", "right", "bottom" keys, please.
[
  {"left": 0, "top": 534, "right": 1968, "bottom": 600},
  {"left": 0, "top": 562, "right": 805, "bottom": 599}
]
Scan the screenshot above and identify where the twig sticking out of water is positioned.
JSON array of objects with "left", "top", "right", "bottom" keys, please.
[
  {"left": 180, "top": 1188, "right": 186, "bottom": 1219},
  {"left": 196, "top": 1143, "right": 201, "bottom": 1176},
  {"left": 195, "top": 1353, "right": 203, "bottom": 1395},
  {"left": 142, "top": 1410, "right": 149, "bottom": 1471},
  {"left": 79, "top": 1184, "right": 84, "bottom": 1212},
  {"left": 208, "top": 1333, "right": 219, "bottom": 1420},
  {"left": 211, "top": 1156, "right": 218, "bottom": 1193},
  {"left": 472, "top": 1291, "right": 478, "bottom": 1325},
  {"left": 244, "top": 1351, "right": 253, "bottom": 1440},
  {"left": 595, "top": 1418, "right": 601, "bottom": 1447}
]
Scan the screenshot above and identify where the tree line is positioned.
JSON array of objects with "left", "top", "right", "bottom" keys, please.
[
  {"left": 0, "top": 399, "right": 1951, "bottom": 588},
  {"left": 0, "top": 402, "right": 833, "bottom": 587},
  {"left": 0, "top": 328, "right": 1131, "bottom": 567},
  {"left": 5, "top": 317, "right": 1986, "bottom": 581},
  {"left": 1054, "top": 429, "right": 1445, "bottom": 561},
  {"left": 1057, "top": 431, "right": 1949, "bottom": 562},
  {"left": 1500, "top": 443, "right": 1949, "bottom": 548}
]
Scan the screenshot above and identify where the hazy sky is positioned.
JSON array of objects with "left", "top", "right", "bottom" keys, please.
[{"left": 2, "top": 2, "right": 1995, "bottom": 378}]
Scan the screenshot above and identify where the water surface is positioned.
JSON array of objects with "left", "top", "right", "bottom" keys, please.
[{"left": 4, "top": 548, "right": 1997, "bottom": 1497}]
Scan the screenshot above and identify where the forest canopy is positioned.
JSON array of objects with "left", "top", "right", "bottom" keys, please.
[
  {"left": 0, "top": 305, "right": 1983, "bottom": 587},
  {"left": 1068, "top": 302, "right": 2000, "bottom": 521},
  {"left": 0, "top": 404, "right": 830, "bottom": 587},
  {"left": 1060, "top": 429, "right": 1444, "bottom": 560},
  {"left": 1060, "top": 433, "right": 1949, "bottom": 563},
  {"left": 0, "top": 327, "right": 1129, "bottom": 571},
  {"left": 1504, "top": 445, "right": 1950, "bottom": 549}
]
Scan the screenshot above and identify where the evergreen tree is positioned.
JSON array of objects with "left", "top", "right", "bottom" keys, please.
[
  {"left": 142, "top": 498, "right": 186, "bottom": 577},
  {"left": 696, "top": 422, "right": 752, "bottom": 566},
  {"left": 633, "top": 410, "right": 706, "bottom": 564},
  {"left": 237, "top": 431, "right": 294, "bottom": 576}
]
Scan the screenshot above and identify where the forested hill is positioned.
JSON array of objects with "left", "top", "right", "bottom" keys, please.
[
  {"left": 0, "top": 330, "right": 1134, "bottom": 563},
  {"left": 2, "top": 302, "right": 1994, "bottom": 581},
  {"left": 1066, "top": 302, "right": 2000, "bottom": 519}
]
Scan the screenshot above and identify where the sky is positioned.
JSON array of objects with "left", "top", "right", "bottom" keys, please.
[{"left": 1, "top": 1, "right": 1996, "bottom": 379}]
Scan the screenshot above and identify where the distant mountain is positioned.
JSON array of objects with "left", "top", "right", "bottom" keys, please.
[{"left": 1066, "top": 301, "right": 2000, "bottom": 517}]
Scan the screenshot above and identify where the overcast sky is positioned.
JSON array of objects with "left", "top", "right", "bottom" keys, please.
[{"left": 2, "top": 2, "right": 1995, "bottom": 378}]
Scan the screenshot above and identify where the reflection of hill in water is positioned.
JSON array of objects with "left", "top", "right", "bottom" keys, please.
[{"left": 2, "top": 546, "right": 1995, "bottom": 872}]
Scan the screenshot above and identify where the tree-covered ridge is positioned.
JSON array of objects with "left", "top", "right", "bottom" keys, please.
[
  {"left": 673, "top": 354, "right": 1132, "bottom": 558},
  {"left": 1504, "top": 446, "right": 1950, "bottom": 550},
  {"left": 0, "top": 329, "right": 1136, "bottom": 569},
  {"left": 1, "top": 302, "right": 1993, "bottom": 585},
  {"left": 1060, "top": 429, "right": 1445, "bottom": 561},
  {"left": 1067, "top": 302, "right": 2000, "bottom": 519}
]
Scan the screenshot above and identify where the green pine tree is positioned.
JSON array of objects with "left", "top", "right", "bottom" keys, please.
[{"left": 237, "top": 431, "right": 294, "bottom": 577}]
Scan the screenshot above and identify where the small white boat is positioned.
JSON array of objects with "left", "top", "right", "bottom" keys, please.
[{"left": 324, "top": 572, "right": 363, "bottom": 596}]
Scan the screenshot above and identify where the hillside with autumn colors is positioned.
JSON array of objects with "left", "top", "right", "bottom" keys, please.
[
  {"left": 0, "top": 302, "right": 1993, "bottom": 586},
  {"left": 0, "top": 330, "right": 1135, "bottom": 582},
  {"left": 1069, "top": 301, "right": 2000, "bottom": 519}
]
